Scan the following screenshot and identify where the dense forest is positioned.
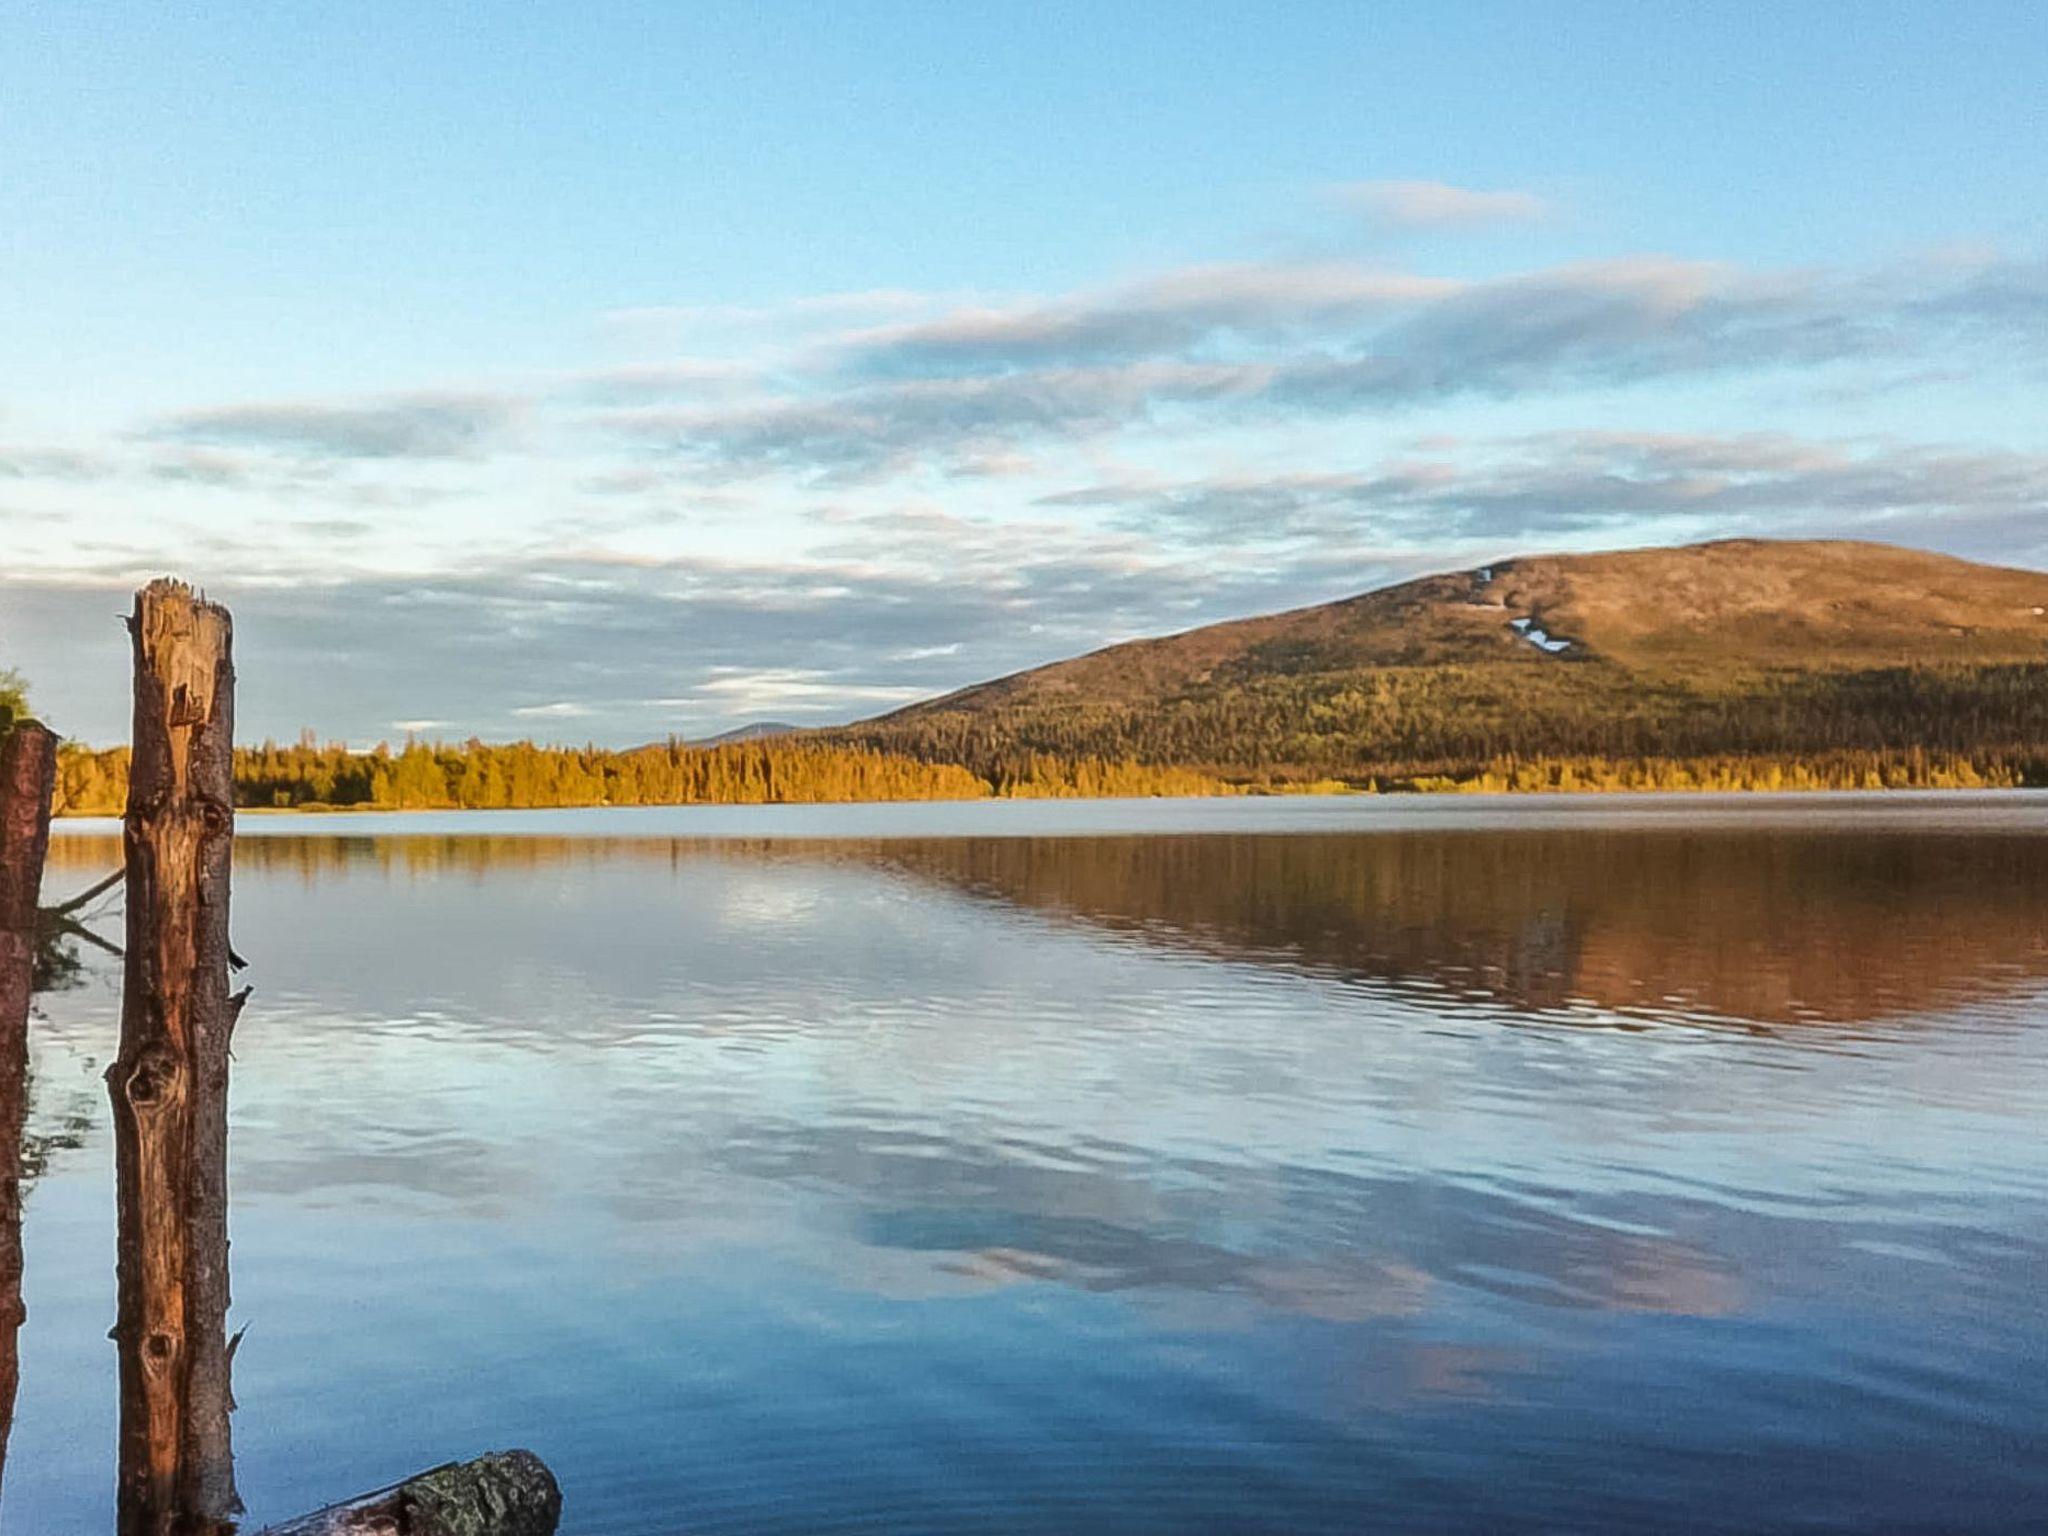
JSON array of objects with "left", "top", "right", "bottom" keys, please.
[
  {"left": 47, "top": 727, "right": 2042, "bottom": 818},
  {"left": 830, "top": 660, "right": 2048, "bottom": 791},
  {"left": 50, "top": 734, "right": 1229, "bottom": 815}
]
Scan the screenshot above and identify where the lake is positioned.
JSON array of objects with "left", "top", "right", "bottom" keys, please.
[{"left": 11, "top": 794, "right": 2048, "bottom": 1533}]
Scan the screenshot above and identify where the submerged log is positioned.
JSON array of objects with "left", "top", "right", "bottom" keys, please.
[
  {"left": 255, "top": 1450, "right": 563, "bottom": 1536},
  {"left": 109, "top": 580, "right": 243, "bottom": 1533},
  {"left": 0, "top": 719, "right": 58, "bottom": 1493}
]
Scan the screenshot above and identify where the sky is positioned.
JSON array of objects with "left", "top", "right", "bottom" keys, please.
[{"left": 3, "top": 1, "right": 2046, "bottom": 747}]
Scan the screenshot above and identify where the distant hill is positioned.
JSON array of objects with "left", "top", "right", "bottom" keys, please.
[
  {"left": 835, "top": 539, "right": 2048, "bottom": 788},
  {"left": 690, "top": 721, "right": 799, "bottom": 747}
]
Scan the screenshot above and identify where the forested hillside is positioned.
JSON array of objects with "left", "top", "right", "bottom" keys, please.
[{"left": 832, "top": 540, "right": 2048, "bottom": 790}]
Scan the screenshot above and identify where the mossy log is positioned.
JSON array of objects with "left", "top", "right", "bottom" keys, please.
[{"left": 255, "top": 1450, "right": 562, "bottom": 1535}]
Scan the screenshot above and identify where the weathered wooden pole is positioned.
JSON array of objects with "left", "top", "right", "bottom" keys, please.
[
  {"left": 0, "top": 718, "right": 59, "bottom": 1493},
  {"left": 255, "top": 1450, "right": 563, "bottom": 1535},
  {"left": 109, "top": 580, "right": 243, "bottom": 1533}
]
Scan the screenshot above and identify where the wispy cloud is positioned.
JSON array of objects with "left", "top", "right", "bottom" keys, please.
[
  {"left": 569, "top": 360, "right": 762, "bottom": 404},
  {"left": 601, "top": 360, "right": 1261, "bottom": 479},
  {"left": 1046, "top": 431, "right": 2048, "bottom": 549},
  {"left": 688, "top": 667, "right": 931, "bottom": 711},
  {"left": 833, "top": 263, "right": 1454, "bottom": 375},
  {"left": 597, "top": 289, "right": 945, "bottom": 346},
  {"left": 585, "top": 250, "right": 2048, "bottom": 482},
  {"left": 1330, "top": 179, "right": 1551, "bottom": 232},
  {"left": 152, "top": 390, "right": 523, "bottom": 459},
  {"left": 0, "top": 445, "right": 113, "bottom": 481}
]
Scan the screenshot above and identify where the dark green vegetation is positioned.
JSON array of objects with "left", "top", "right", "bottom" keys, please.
[
  {"left": 832, "top": 540, "right": 2048, "bottom": 791},
  {"left": 0, "top": 671, "right": 25, "bottom": 736}
]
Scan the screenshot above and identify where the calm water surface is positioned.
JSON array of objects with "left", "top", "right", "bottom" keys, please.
[{"left": 11, "top": 794, "right": 2048, "bottom": 1533}]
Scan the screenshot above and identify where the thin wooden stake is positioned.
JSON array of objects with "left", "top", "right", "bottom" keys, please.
[
  {"left": 0, "top": 718, "right": 58, "bottom": 1494},
  {"left": 109, "top": 580, "right": 242, "bottom": 1533}
]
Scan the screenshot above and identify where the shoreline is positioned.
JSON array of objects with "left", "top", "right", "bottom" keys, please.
[
  {"left": 46, "top": 786, "right": 2048, "bottom": 846},
  {"left": 48, "top": 777, "right": 2048, "bottom": 822}
]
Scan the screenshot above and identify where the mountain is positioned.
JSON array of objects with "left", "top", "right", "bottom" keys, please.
[
  {"left": 896, "top": 540, "right": 2048, "bottom": 707},
  {"left": 690, "top": 721, "right": 799, "bottom": 747},
  {"left": 838, "top": 540, "right": 2048, "bottom": 788}
]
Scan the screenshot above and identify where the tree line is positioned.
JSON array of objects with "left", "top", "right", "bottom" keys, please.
[
  {"left": 829, "top": 659, "right": 2048, "bottom": 789},
  {"left": 50, "top": 733, "right": 2043, "bottom": 817},
  {"left": 50, "top": 735, "right": 1230, "bottom": 815}
]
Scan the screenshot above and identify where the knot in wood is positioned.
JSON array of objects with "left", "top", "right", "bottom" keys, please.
[{"left": 123, "top": 1042, "right": 181, "bottom": 1108}]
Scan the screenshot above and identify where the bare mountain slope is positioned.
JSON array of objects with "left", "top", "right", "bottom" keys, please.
[{"left": 894, "top": 540, "right": 2048, "bottom": 718}]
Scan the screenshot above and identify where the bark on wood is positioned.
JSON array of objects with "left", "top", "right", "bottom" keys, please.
[
  {"left": 0, "top": 719, "right": 58, "bottom": 1494},
  {"left": 109, "top": 580, "right": 243, "bottom": 1534},
  {"left": 254, "top": 1450, "right": 563, "bottom": 1536}
]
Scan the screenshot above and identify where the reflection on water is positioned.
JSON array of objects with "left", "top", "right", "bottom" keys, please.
[
  {"left": 52, "top": 817, "right": 2048, "bottom": 1026},
  {"left": 17, "top": 800, "right": 2048, "bottom": 1533},
  {"left": 861, "top": 830, "right": 2048, "bottom": 1026}
]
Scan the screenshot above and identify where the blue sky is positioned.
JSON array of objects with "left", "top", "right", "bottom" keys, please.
[{"left": 4, "top": 1, "right": 2046, "bottom": 745}]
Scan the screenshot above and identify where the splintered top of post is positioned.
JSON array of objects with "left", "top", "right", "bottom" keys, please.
[
  {"left": 133, "top": 582, "right": 233, "bottom": 658},
  {"left": 130, "top": 579, "right": 234, "bottom": 764},
  {"left": 136, "top": 577, "right": 231, "bottom": 622}
]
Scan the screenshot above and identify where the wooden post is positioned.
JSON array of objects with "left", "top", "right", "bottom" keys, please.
[
  {"left": 108, "top": 580, "right": 243, "bottom": 1533},
  {"left": 255, "top": 1450, "right": 563, "bottom": 1535},
  {"left": 0, "top": 719, "right": 58, "bottom": 1493}
]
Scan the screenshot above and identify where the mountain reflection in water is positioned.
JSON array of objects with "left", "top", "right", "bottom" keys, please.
[
  {"left": 50, "top": 820, "right": 2048, "bottom": 1027},
  {"left": 19, "top": 804, "right": 2048, "bottom": 1534},
  {"left": 856, "top": 830, "right": 2048, "bottom": 1026}
]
